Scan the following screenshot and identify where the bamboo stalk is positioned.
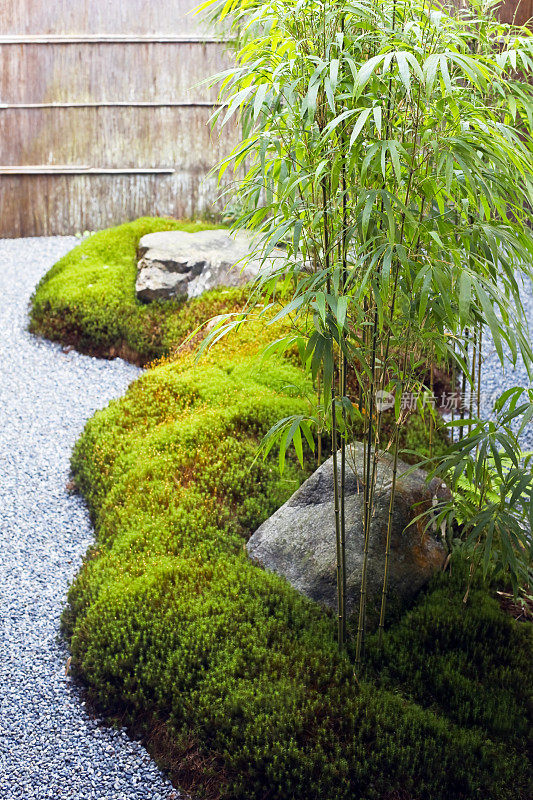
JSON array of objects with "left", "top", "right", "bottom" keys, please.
[
  {"left": 340, "top": 355, "right": 347, "bottom": 645},
  {"left": 451, "top": 337, "right": 456, "bottom": 444},
  {"left": 469, "top": 324, "right": 477, "bottom": 434},
  {"left": 378, "top": 430, "right": 400, "bottom": 645},
  {"left": 332, "top": 394, "right": 343, "bottom": 649},
  {"left": 317, "top": 369, "right": 322, "bottom": 467},
  {"left": 459, "top": 328, "right": 469, "bottom": 441},
  {"left": 476, "top": 325, "right": 482, "bottom": 419},
  {"left": 339, "top": 50, "right": 348, "bottom": 645},
  {"left": 429, "top": 363, "right": 434, "bottom": 460},
  {"left": 323, "top": 171, "right": 344, "bottom": 649},
  {"left": 378, "top": 321, "right": 411, "bottom": 643},
  {"left": 355, "top": 302, "right": 378, "bottom": 669}
]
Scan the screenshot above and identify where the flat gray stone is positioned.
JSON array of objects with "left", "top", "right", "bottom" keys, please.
[
  {"left": 136, "top": 229, "right": 285, "bottom": 301},
  {"left": 247, "top": 442, "right": 449, "bottom": 613}
]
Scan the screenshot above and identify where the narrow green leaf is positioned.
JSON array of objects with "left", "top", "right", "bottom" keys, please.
[
  {"left": 253, "top": 83, "right": 269, "bottom": 120},
  {"left": 349, "top": 107, "right": 372, "bottom": 147},
  {"left": 459, "top": 270, "right": 471, "bottom": 327},
  {"left": 337, "top": 296, "right": 348, "bottom": 329},
  {"left": 355, "top": 54, "right": 385, "bottom": 94},
  {"left": 373, "top": 105, "right": 382, "bottom": 134},
  {"left": 476, "top": 281, "right": 504, "bottom": 363},
  {"left": 395, "top": 51, "right": 411, "bottom": 97}
]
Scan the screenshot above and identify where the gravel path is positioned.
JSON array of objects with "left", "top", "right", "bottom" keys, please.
[{"left": 0, "top": 237, "right": 178, "bottom": 800}]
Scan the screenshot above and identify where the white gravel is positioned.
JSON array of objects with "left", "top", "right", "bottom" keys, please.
[
  {"left": 478, "top": 273, "right": 533, "bottom": 449},
  {"left": 0, "top": 237, "right": 179, "bottom": 800}
]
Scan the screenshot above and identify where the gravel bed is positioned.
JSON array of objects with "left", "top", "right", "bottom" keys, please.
[
  {"left": 0, "top": 237, "right": 179, "bottom": 800},
  {"left": 478, "top": 273, "right": 533, "bottom": 450}
]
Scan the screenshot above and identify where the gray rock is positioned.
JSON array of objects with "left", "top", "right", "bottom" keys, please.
[
  {"left": 247, "top": 442, "right": 449, "bottom": 613},
  {"left": 135, "top": 229, "right": 285, "bottom": 301}
]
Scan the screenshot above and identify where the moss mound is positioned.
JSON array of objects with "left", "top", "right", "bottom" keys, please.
[
  {"left": 32, "top": 220, "right": 532, "bottom": 799},
  {"left": 30, "top": 217, "right": 246, "bottom": 365},
  {"left": 66, "top": 355, "right": 531, "bottom": 800}
]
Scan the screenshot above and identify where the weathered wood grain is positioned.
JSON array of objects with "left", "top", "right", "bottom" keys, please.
[
  {"left": 0, "top": 0, "right": 211, "bottom": 36},
  {"left": 0, "top": 1, "right": 237, "bottom": 236},
  {"left": 0, "top": 107, "right": 233, "bottom": 168},
  {"left": 0, "top": 172, "right": 235, "bottom": 237},
  {"left": 1, "top": 1, "right": 529, "bottom": 237},
  {"left": 0, "top": 41, "right": 228, "bottom": 104},
  {"left": 497, "top": 0, "right": 533, "bottom": 25},
  {"left": 447, "top": 0, "right": 533, "bottom": 24}
]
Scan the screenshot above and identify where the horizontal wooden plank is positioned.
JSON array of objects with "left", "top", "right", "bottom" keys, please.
[
  {"left": 0, "top": 34, "right": 230, "bottom": 43},
  {"left": 0, "top": 41, "right": 230, "bottom": 104},
  {"left": 0, "top": 106, "right": 238, "bottom": 169},
  {"left": 0, "top": 166, "right": 176, "bottom": 174},
  {"left": 0, "top": 102, "right": 224, "bottom": 109},
  {"left": 0, "top": 172, "right": 232, "bottom": 237},
  {"left": 0, "top": 0, "right": 216, "bottom": 37}
]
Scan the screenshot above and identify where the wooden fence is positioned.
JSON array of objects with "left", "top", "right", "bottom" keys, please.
[
  {"left": 0, "top": 0, "right": 236, "bottom": 237},
  {"left": 498, "top": 0, "right": 533, "bottom": 24},
  {"left": 0, "top": 1, "right": 531, "bottom": 237}
]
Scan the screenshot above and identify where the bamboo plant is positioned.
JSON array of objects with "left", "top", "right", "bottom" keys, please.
[{"left": 198, "top": 0, "right": 533, "bottom": 663}]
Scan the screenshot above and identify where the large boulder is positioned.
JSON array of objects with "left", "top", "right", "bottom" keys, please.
[
  {"left": 135, "top": 229, "right": 285, "bottom": 302},
  {"left": 247, "top": 442, "right": 449, "bottom": 613}
]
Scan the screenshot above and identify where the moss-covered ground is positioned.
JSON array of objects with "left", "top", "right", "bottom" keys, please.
[{"left": 32, "top": 220, "right": 532, "bottom": 800}]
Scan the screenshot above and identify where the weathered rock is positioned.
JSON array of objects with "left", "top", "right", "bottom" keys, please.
[
  {"left": 247, "top": 442, "right": 449, "bottom": 613},
  {"left": 136, "top": 229, "right": 285, "bottom": 301}
]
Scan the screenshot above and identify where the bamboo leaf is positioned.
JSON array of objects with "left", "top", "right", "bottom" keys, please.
[
  {"left": 354, "top": 54, "right": 385, "bottom": 94},
  {"left": 279, "top": 426, "right": 289, "bottom": 474},
  {"left": 315, "top": 292, "right": 326, "bottom": 325},
  {"left": 439, "top": 55, "right": 452, "bottom": 95},
  {"left": 387, "top": 141, "right": 402, "bottom": 183},
  {"left": 324, "top": 77, "right": 336, "bottom": 113},
  {"left": 459, "top": 270, "right": 471, "bottom": 327},
  {"left": 424, "top": 53, "right": 440, "bottom": 93},
  {"left": 349, "top": 107, "right": 372, "bottom": 147},
  {"left": 476, "top": 281, "right": 504, "bottom": 363},
  {"left": 293, "top": 219, "right": 303, "bottom": 254},
  {"left": 337, "top": 296, "right": 348, "bottom": 329},
  {"left": 300, "top": 420, "right": 316, "bottom": 453},
  {"left": 330, "top": 58, "right": 340, "bottom": 89},
  {"left": 395, "top": 51, "right": 411, "bottom": 97},
  {"left": 253, "top": 83, "right": 269, "bottom": 120},
  {"left": 373, "top": 104, "right": 382, "bottom": 134},
  {"left": 361, "top": 191, "right": 375, "bottom": 238},
  {"left": 269, "top": 294, "right": 305, "bottom": 324}
]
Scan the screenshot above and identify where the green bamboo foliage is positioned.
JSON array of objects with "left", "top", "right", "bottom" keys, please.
[{"left": 198, "top": 0, "right": 533, "bottom": 660}]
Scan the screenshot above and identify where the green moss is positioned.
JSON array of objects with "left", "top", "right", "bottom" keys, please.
[
  {"left": 33, "top": 219, "right": 531, "bottom": 798},
  {"left": 366, "top": 562, "right": 533, "bottom": 744},
  {"left": 65, "top": 352, "right": 532, "bottom": 800}
]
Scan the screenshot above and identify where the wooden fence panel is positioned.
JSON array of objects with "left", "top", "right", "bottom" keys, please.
[
  {"left": 0, "top": 0, "right": 210, "bottom": 36},
  {"left": 1, "top": 1, "right": 530, "bottom": 237},
  {"left": 0, "top": 42, "right": 226, "bottom": 104},
  {"left": 497, "top": 0, "right": 533, "bottom": 25},
  {"left": 0, "top": 172, "right": 231, "bottom": 238},
  {"left": 0, "top": 1, "right": 236, "bottom": 237},
  {"left": 0, "top": 107, "right": 232, "bottom": 168}
]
